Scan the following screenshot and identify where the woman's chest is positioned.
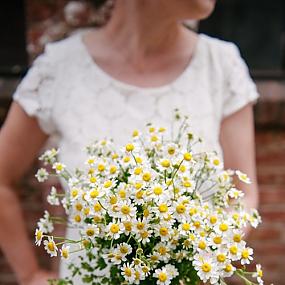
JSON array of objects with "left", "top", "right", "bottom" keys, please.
[{"left": 52, "top": 66, "right": 223, "bottom": 169}]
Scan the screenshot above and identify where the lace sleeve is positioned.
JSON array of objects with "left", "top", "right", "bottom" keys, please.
[
  {"left": 13, "top": 43, "right": 57, "bottom": 135},
  {"left": 222, "top": 43, "right": 259, "bottom": 118}
]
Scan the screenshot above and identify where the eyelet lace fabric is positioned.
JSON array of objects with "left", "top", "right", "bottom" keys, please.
[{"left": 12, "top": 31, "right": 259, "bottom": 281}]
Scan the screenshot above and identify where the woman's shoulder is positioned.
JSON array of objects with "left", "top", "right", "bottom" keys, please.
[
  {"left": 39, "top": 30, "right": 85, "bottom": 65},
  {"left": 198, "top": 33, "right": 248, "bottom": 75},
  {"left": 199, "top": 33, "right": 240, "bottom": 55}
]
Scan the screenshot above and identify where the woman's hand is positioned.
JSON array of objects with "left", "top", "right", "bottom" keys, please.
[{"left": 22, "top": 269, "right": 58, "bottom": 285}]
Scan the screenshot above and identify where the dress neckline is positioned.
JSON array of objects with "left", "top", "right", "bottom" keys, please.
[{"left": 77, "top": 30, "right": 204, "bottom": 93}]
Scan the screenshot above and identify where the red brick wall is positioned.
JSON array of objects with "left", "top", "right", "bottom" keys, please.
[{"left": 248, "top": 131, "right": 285, "bottom": 285}]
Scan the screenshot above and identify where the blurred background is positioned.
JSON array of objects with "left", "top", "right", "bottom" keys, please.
[{"left": 0, "top": 0, "right": 284, "bottom": 284}]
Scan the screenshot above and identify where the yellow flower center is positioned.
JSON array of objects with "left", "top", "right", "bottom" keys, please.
[
  {"left": 71, "top": 189, "right": 78, "bottom": 198},
  {"left": 182, "top": 223, "right": 191, "bottom": 231},
  {"left": 97, "top": 164, "right": 105, "bottom": 172},
  {"left": 158, "top": 272, "right": 167, "bottom": 282},
  {"left": 121, "top": 205, "right": 131, "bottom": 215},
  {"left": 112, "top": 153, "right": 119, "bottom": 160},
  {"left": 110, "top": 165, "right": 117, "bottom": 174},
  {"left": 158, "top": 204, "right": 168, "bottom": 213},
  {"left": 233, "top": 234, "right": 242, "bottom": 243},
  {"left": 134, "top": 167, "right": 142, "bottom": 175},
  {"left": 120, "top": 246, "right": 129, "bottom": 254},
  {"left": 224, "top": 264, "right": 233, "bottom": 273},
  {"left": 136, "top": 190, "right": 144, "bottom": 199},
  {"left": 87, "top": 158, "right": 95, "bottom": 165},
  {"left": 36, "top": 230, "right": 42, "bottom": 241},
  {"left": 47, "top": 242, "right": 55, "bottom": 252},
  {"left": 89, "top": 176, "right": 96, "bottom": 183},
  {"left": 124, "top": 268, "right": 132, "bottom": 277},
  {"left": 213, "top": 159, "right": 220, "bottom": 166},
  {"left": 210, "top": 215, "right": 217, "bottom": 224},
  {"left": 110, "top": 196, "right": 117, "bottom": 205},
  {"left": 213, "top": 236, "right": 222, "bottom": 244},
  {"left": 140, "top": 231, "right": 149, "bottom": 239},
  {"left": 84, "top": 208, "right": 90, "bottom": 215},
  {"left": 217, "top": 254, "right": 226, "bottom": 263},
  {"left": 242, "top": 249, "right": 250, "bottom": 259},
  {"left": 104, "top": 180, "right": 112, "bottom": 188},
  {"left": 149, "top": 127, "right": 155, "bottom": 133},
  {"left": 61, "top": 248, "right": 69, "bottom": 259},
  {"left": 168, "top": 147, "right": 175, "bottom": 155},
  {"left": 151, "top": 255, "right": 159, "bottom": 261},
  {"left": 194, "top": 221, "right": 200, "bottom": 228},
  {"left": 142, "top": 266, "right": 149, "bottom": 273},
  {"left": 90, "top": 189, "right": 99, "bottom": 198},
  {"left": 176, "top": 204, "right": 186, "bottom": 214},
  {"left": 142, "top": 172, "right": 151, "bottom": 182},
  {"left": 151, "top": 135, "right": 158, "bottom": 142},
  {"left": 94, "top": 216, "right": 101, "bottom": 223},
  {"left": 110, "top": 224, "right": 120, "bottom": 234},
  {"left": 125, "top": 143, "right": 135, "bottom": 152},
  {"left": 74, "top": 215, "right": 81, "bottom": 223},
  {"left": 219, "top": 223, "right": 229, "bottom": 232},
  {"left": 86, "top": 229, "right": 95, "bottom": 237},
  {"left": 202, "top": 263, "right": 212, "bottom": 273},
  {"left": 230, "top": 245, "right": 238, "bottom": 255},
  {"left": 159, "top": 227, "right": 169, "bottom": 236},
  {"left": 136, "top": 222, "right": 145, "bottom": 230},
  {"left": 124, "top": 221, "right": 132, "bottom": 231},
  {"left": 132, "top": 130, "right": 139, "bottom": 137},
  {"left": 135, "top": 182, "right": 143, "bottom": 190},
  {"left": 123, "top": 156, "right": 131, "bottom": 163},
  {"left": 75, "top": 203, "right": 83, "bottom": 211},
  {"left": 56, "top": 164, "right": 63, "bottom": 171},
  {"left": 158, "top": 246, "right": 167, "bottom": 255},
  {"left": 154, "top": 186, "right": 163, "bottom": 195},
  {"left": 143, "top": 208, "right": 150, "bottom": 217},
  {"left": 161, "top": 159, "right": 170, "bottom": 168},
  {"left": 183, "top": 181, "right": 192, "bottom": 188},
  {"left": 198, "top": 241, "right": 207, "bottom": 250},
  {"left": 93, "top": 203, "right": 102, "bottom": 212},
  {"left": 179, "top": 165, "right": 186, "bottom": 172},
  {"left": 184, "top": 152, "right": 192, "bottom": 161},
  {"left": 119, "top": 189, "right": 126, "bottom": 198},
  {"left": 136, "top": 156, "right": 143, "bottom": 164}
]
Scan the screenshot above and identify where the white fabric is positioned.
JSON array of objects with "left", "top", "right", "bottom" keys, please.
[{"left": 12, "top": 30, "right": 259, "bottom": 281}]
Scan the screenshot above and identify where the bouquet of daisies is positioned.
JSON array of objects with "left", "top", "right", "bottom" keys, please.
[{"left": 35, "top": 112, "right": 265, "bottom": 285}]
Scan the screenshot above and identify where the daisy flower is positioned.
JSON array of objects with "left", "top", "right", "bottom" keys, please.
[
  {"left": 240, "top": 247, "right": 253, "bottom": 265},
  {"left": 106, "top": 222, "right": 124, "bottom": 239},
  {"left": 35, "top": 168, "right": 49, "bottom": 182},
  {"left": 44, "top": 236, "right": 58, "bottom": 257},
  {"left": 60, "top": 244, "right": 70, "bottom": 259},
  {"left": 252, "top": 264, "right": 264, "bottom": 285},
  {"left": 235, "top": 170, "right": 251, "bottom": 184},
  {"left": 121, "top": 263, "right": 135, "bottom": 283},
  {"left": 52, "top": 162, "right": 66, "bottom": 174},
  {"left": 35, "top": 228, "right": 43, "bottom": 246},
  {"left": 153, "top": 267, "right": 172, "bottom": 285}
]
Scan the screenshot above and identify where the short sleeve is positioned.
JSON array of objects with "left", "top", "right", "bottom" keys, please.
[
  {"left": 12, "top": 44, "right": 57, "bottom": 135},
  {"left": 222, "top": 43, "right": 259, "bottom": 118}
]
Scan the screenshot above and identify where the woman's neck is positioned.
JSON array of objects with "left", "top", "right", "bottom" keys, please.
[{"left": 101, "top": 0, "right": 186, "bottom": 63}]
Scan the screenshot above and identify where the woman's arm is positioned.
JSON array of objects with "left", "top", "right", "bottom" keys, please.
[
  {"left": 220, "top": 103, "right": 259, "bottom": 220},
  {"left": 0, "top": 102, "right": 56, "bottom": 285}
]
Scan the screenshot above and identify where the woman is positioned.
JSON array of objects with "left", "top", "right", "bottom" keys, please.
[{"left": 0, "top": 0, "right": 259, "bottom": 284}]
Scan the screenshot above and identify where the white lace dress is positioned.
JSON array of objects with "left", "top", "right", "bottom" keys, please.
[{"left": 13, "top": 31, "right": 259, "bottom": 281}]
